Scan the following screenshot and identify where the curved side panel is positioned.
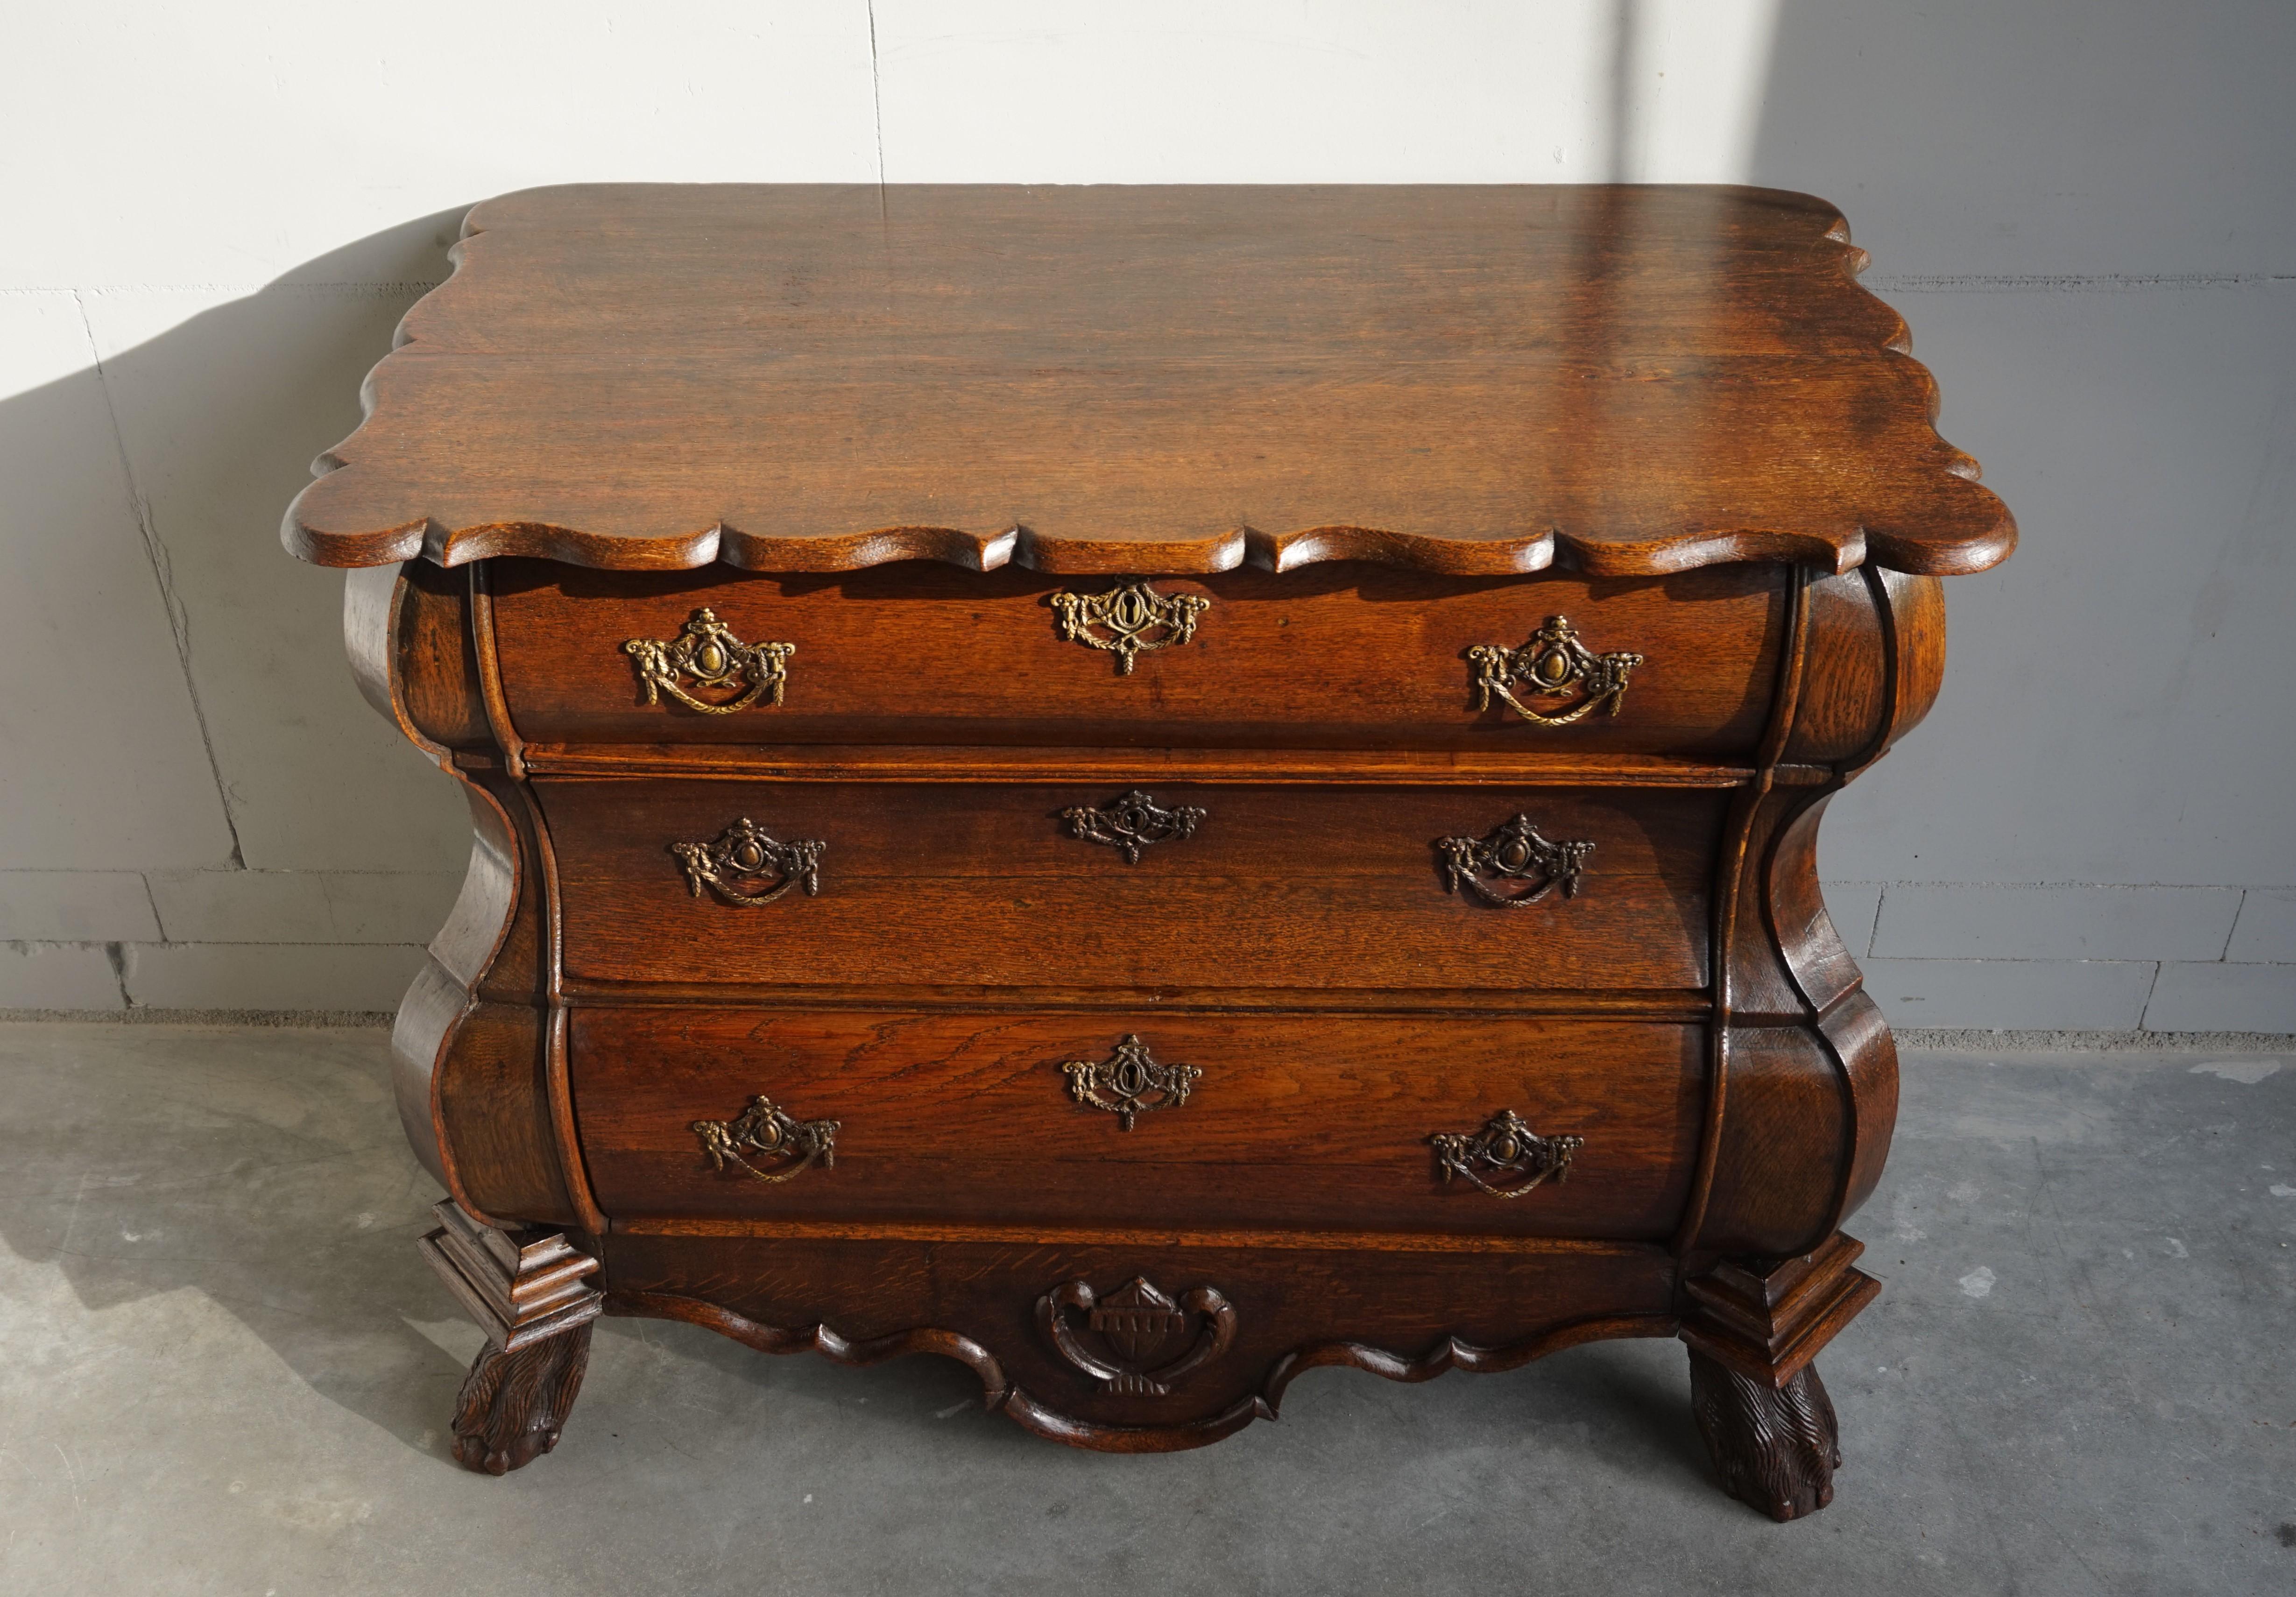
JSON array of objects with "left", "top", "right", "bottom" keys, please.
[
  {"left": 1821, "top": 988, "right": 1898, "bottom": 1231},
  {"left": 420, "top": 777, "right": 570, "bottom": 1229},
  {"left": 1866, "top": 570, "right": 1948, "bottom": 768},
  {"left": 343, "top": 564, "right": 415, "bottom": 737},
  {"left": 428, "top": 782, "right": 513, "bottom": 983},
  {"left": 344, "top": 559, "right": 491, "bottom": 756},
  {"left": 1762, "top": 791, "right": 1861, "bottom": 1019},
  {"left": 432, "top": 1001, "right": 576, "bottom": 1225},
  {"left": 347, "top": 564, "right": 570, "bottom": 1229},
  {"left": 388, "top": 958, "right": 460, "bottom": 1193},
  {"left": 395, "top": 559, "right": 494, "bottom": 752},
  {"left": 1693, "top": 562, "right": 1941, "bottom": 1261},
  {"left": 1781, "top": 571, "right": 1887, "bottom": 766},
  {"left": 1694, "top": 1025, "right": 1848, "bottom": 1258}
]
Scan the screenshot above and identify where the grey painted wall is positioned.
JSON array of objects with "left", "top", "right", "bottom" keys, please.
[
  {"left": 3, "top": 2, "right": 2290, "bottom": 1031},
  {"left": 1747, "top": 0, "right": 2296, "bottom": 1030}
]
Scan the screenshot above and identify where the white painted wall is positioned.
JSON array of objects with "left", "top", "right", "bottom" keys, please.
[{"left": 2, "top": 1, "right": 2289, "bottom": 1030}]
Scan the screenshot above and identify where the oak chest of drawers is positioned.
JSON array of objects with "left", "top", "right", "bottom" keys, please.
[{"left": 287, "top": 184, "right": 2012, "bottom": 1519}]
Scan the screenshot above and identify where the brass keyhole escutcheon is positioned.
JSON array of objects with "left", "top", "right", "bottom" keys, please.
[
  {"left": 1048, "top": 579, "right": 1211, "bottom": 675},
  {"left": 1060, "top": 1035, "right": 1201, "bottom": 1130}
]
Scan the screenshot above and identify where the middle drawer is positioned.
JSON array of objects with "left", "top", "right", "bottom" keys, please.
[
  {"left": 570, "top": 1007, "right": 1704, "bottom": 1238},
  {"left": 538, "top": 779, "right": 1720, "bottom": 993}
]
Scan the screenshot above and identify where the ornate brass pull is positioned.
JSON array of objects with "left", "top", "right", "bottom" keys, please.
[
  {"left": 1467, "top": 615, "right": 1642, "bottom": 725},
  {"left": 1435, "top": 815, "right": 1594, "bottom": 907},
  {"left": 1039, "top": 1276, "right": 1236, "bottom": 1396},
  {"left": 1061, "top": 1035, "right": 1201, "bottom": 1129},
  {"left": 626, "top": 608, "right": 795, "bottom": 713},
  {"left": 1061, "top": 790, "right": 1206, "bottom": 864},
  {"left": 1429, "top": 1110, "right": 1583, "bottom": 1199},
  {"left": 671, "top": 818, "right": 826, "bottom": 906},
  {"left": 1049, "top": 579, "right": 1210, "bottom": 674},
  {"left": 692, "top": 1094, "right": 839, "bottom": 1184}
]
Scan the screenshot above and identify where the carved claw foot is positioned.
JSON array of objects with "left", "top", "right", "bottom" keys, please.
[
  {"left": 1676, "top": 1234, "right": 1879, "bottom": 1521},
  {"left": 451, "top": 1323, "right": 595, "bottom": 1475},
  {"left": 417, "top": 1200, "right": 606, "bottom": 1476},
  {"left": 1687, "top": 1348, "right": 1842, "bottom": 1521}
]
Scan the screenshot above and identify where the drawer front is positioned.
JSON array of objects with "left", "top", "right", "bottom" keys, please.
[
  {"left": 572, "top": 1009, "right": 1703, "bottom": 1239},
  {"left": 540, "top": 779, "right": 1718, "bottom": 993},
  {"left": 489, "top": 559, "right": 1785, "bottom": 753}
]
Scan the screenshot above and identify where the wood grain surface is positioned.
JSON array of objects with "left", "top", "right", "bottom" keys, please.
[
  {"left": 283, "top": 185, "right": 2013, "bottom": 578},
  {"left": 489, "top": 558, "right": 1785, "bottom": 754},
  {"left": 600, "top": 1230, "right": 1680, "bottom": 1443},
  {"left": 534, "top": 778, "right": 1719, "bottom": 992},
  {"left": 571, "top": 1008, "right": 1702, "bottom": 1237}
]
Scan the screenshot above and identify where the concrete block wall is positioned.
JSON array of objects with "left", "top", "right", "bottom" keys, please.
[
  {"left": 1757, "top": 0, "right": 2295, "bottom": 1037},
  {"left": 1828, "top": 884, "right": 2296, "bottom": 1035},
  {"left": 3, "top": 2, "right": 2291, "bottom": 1032},
  {"left": 1, "top": 869, "right": 453, "bottom": 1012}
]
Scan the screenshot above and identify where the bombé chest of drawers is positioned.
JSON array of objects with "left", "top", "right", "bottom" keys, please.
[{"left": 287, "top": 184, "right": 2012, "bottom": 1520}]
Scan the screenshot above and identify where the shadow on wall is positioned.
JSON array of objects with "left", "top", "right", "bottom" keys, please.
[
  {"left": 0, "top": 213, "right": 476, "bottom": 889},
  {"left": 1741, "top": 0, "right": 2296, "bottom": 908}
]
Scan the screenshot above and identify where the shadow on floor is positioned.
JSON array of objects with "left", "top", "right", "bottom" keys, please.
[{"left": 0, "top": 1020, "right": 1714, "bottom": 1490}]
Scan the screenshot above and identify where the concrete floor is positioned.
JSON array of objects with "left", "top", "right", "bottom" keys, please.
[{"left": 0, "top": 1024, "right": 2289, "bottom": 1596}]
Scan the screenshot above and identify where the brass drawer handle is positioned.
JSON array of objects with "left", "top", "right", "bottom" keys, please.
[
  {"left": 1467, "top": 615, "right": 1642, "bottom": 725},
  {"left": 1429, "top": 1110, "right": 1583, "bottom": 1199},
  {"left": 626, "top": 608, "right": 795, "bottom": 713},
  {"left": 1061, "top": 1035, "right": 1201, "bottom": 1130},
  {"left": 1435, "top": 815, "right": 1594, "bottom": 906},
  {"left": 692, "top": 1094, "right": 839, "bottom": 1184},
  {"left": 1050, "top": 579, "right": 1210, "bottom": 674},
  {"left": 671, "top": 818, "right": 826, "bottom": 906},
  {"left": 1061, "top": 790, "right": 1206, "bottom": 863}
]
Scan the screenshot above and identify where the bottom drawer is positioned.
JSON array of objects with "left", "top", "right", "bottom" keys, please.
[{"left": 572, "top": 1009, "right": 1704, "bottom": 1240}]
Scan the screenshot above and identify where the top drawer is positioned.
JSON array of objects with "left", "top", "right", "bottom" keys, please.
[{"left": 486, "top": 559, "right": 1786, "bottom": 754}]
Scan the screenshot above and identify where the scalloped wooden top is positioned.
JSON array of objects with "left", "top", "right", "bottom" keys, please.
[{"left": 284, "top": 184, "right": 2013, "bottom": 578}]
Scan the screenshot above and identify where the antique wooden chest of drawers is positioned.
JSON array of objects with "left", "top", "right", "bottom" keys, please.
[{"left": 287, "top": 184, "right": 2012, "bottom": 1519}]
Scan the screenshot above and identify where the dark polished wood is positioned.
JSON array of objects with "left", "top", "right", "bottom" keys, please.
[
  {"left": 571, "top": 1009, "right": 1703, "bottom": 1236},
  {"left": 600, "top": 1231, "right": 1682, "bottom": 1448},
  {"left": 285, "top": 185, "right": 2011, "bottom": 578},
  {"left": 537, "top": 778, "right": 1720, "bottom": 992},
  {"left": 450, "top": 1324, "right": 595, "bottom": 1476},
  {"left": 416, "top": 1198, "right": 606, "bottom": 1473},
  {"left": 488, "top": 560, "right": 1789, "bottom": 753},
  {"left": 298, "top": 184, "right": 2010, "bottom": 1508},
  {"left": 1688, "top": 1350, "right": 1842, "bottom": 1521}
]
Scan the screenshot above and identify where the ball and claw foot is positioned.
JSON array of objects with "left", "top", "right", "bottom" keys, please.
[
  {"left": 450, "top": 1323, "right": 595, "bottom": 1475},
  {"left": 1687, "top": 1348, "right": 1843, "bottom": 1522}
]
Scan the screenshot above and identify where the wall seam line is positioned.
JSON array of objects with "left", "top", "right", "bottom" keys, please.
[
  {"left": 71, "top": 289, "right": 247, "bottom": 871},
  {"left": 1868, "top": 272, "right": 2296, "bottom": 293},
  {"left": 139, "top": 871, "right": 169, "bottom": 943},
  {"left": 2135, "top": 961, "right": 2166, "bottom": 1031},
  {"left": 866, "top": 0, "right": 887, "bottom": 215},
  {"left": 2219, "top": 889, "right": 2246, "bottom": 961}
]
